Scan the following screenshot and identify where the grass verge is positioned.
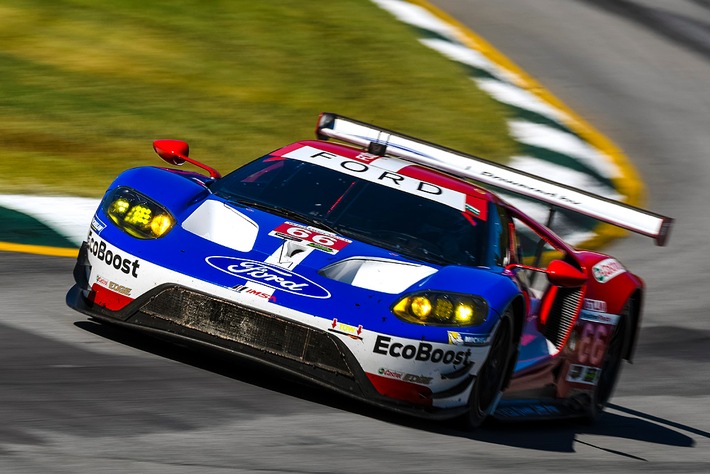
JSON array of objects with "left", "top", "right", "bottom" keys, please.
[{"left": 0, "top": 0, "right": 516, "bottom": 197}]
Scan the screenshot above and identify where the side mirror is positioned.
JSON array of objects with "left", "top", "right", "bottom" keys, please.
[
  {"left": 546, "top": 260, "right": 586, "bottom": 288},
  {"left": 153, "top": 139, "right": 189, "bottom": 166},
  {"left": 152, "top": 139, "right": 221, "bottom": 179}
]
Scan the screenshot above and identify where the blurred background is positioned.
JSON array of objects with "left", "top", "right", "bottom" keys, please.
[{"left": 0, "top": 0, "right": 516, "bottom": 197}]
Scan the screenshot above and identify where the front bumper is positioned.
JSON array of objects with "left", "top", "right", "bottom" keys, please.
[{"left": 66, "top": 243, "right": 472, "bottom": 421}]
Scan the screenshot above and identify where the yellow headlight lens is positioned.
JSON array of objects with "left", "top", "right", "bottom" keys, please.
[
  {"left": 150, "top": 214, "right": 173, "bottom": 237},
  {"left": 410, "top": 296, "right": 432, "bottom": 319},
  {"left": 433, "top": 298, "right": 453, "bottom": 321},
  {"left": 391, "top": 292, "right": 487, "bottom": 327},
  {"left": 125, "top": 205, "right": 153, "bottom": 226},
  {"left": 454, "top": 302, "right": 474, "bottom": 324},
  {"left": 103, "top": 187, "right": 175, "bottom": 239},
  {"left": 108, "top": 198, "right": 130, "bottom": 217}
]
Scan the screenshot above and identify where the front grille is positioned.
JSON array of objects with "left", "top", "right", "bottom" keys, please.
[{"left": 139, "top": 286, "right": 352, "bottom": 376}]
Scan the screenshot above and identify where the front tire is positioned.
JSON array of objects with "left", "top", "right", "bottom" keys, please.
[{"left": 461, "top": 312, "right": 514, "bottom": 429}]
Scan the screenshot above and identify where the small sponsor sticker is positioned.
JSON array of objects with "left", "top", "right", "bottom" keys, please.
[
  {"left": 376, "top": 368, "right": 433, "bottom": 385},
  {"left": 583, "top": 298, "right": 607, "bottom": 313},
  {"left": 566, "top": 364, "right": 601, "bottom": 385},
  {"left": 95, "top": 275, "right": 132, "bottom": 296},
  {"left": 592, "top": 258, "right": 626, "bottom": 283},
  {"left": 448, "top": 331, "right": 488, "bottom": 346},
  {"left": 378, "top": 367, "right": 403, "bottom": 379},
  {"left": 91, "top": 215, "right": 107, "bottom": 233},
  {"left": 269, "top": 222, "right": 351, "bottom": 254},
  {"left": 580, "top": 312, "right": 619, "bottom": 325},
  {"left": 232, "top": 283, "right": 276, "bottom": 302},
  {"left": 329, "top": 318, "right": 363, "bottom": 340}
]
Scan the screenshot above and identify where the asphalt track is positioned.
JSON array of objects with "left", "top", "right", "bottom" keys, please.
[{"left": 2, "top": 1, "right": 710, "bottom": 472}]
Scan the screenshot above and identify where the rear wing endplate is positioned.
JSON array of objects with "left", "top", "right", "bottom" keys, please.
[{"left": 316, "top": 113, "right": 673, "bottom": 246}]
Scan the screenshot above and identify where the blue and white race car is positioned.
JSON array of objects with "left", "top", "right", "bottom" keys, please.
[{"left": 67, "top": 113, "right": 672, "bottom": 427}]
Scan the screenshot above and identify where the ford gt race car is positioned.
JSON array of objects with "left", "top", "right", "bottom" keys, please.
[{"left": 66, "top": 113, "right": 673, "bottom": 428}]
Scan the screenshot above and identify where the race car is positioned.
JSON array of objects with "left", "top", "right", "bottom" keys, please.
[{"left": 66, "top": 113, "right": 673, "bottom": 428}]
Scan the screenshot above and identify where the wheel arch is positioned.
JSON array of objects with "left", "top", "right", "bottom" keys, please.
[
  {"left": 624, "top": 289, "right": 644, "bottom": 362},
  {"left": 501, "top": 295, "right": 526, "bottom": 390}
]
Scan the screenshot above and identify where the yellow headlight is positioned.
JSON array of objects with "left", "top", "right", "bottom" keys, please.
[
  {"left": 108, "top": 198, "right": 130, "bottom": 217},
  {"left": 391, "top": 292, "right": 488, "bottom": 327},
  {"left": 433, "top": 298, "right": 453, "bottom": 321},
  {"left": 125, "top": 205, "right": 153, "bottom": 226},
  {"left": 454, "top": 302, "right": 474, "bottom": 324},
  {"left": 150, "top": 214, "right": 174, "bottom": 237},
  {"left": 103, "top": 187, "right": 175, "bottom": 239},
  {"left": 410, "top": 296, "right": 432, "bottom": 320}
]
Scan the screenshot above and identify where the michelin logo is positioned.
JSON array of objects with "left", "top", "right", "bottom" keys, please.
[{"left": 448, "top": 331, "right": 488, "bottom": 346}]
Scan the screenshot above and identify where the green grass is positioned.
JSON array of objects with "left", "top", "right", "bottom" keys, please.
[{"left": 0, "top": 0, "right": 517, "bottom": 197}]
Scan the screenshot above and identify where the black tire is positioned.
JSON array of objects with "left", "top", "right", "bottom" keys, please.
[
  {"left": 461, "top": 312, "right": 514, "bottom": 429},
  {"left": 585, "top": 299, "right": 631, "bottom": 422}
]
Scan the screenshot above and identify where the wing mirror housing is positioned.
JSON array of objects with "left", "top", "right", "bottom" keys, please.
[
  {"left": 546, "top": 259, "right": 586, "bottom": 288},
  {"left": 153, "top": 139, "right": 222, "bottom": 179}
]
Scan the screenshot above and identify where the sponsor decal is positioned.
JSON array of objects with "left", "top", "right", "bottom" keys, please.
[
  {"left": 329, "top": 318, "right": 363, "bottom": 340},
  {"left": 95, "top": 275, "right": 132, "bottom": 296},
  {"left": 206, "top": 256, "right": 331, "bottom": 299},
  {"left": 448, "top": 331, "right": 488, "bottom": 346},
  {"left": 583, "top": 298, "right": 607, "bottom": 313},
  {"left": 373, "top": 335, "right": 472, "bottom": 365},
  {"left": 269, "top": 222, "right": 351, "bottom": 254},
  {"left": 354, "top": 152, "right": 381, "bottom": 163},
  {"left": 576, "top": 321, "right": 610, "bottom": 366},
  {"left": 592, "top": 258, "right": 626, "bottom": 283},
  {"left": 566, "top": 364, "right": 601, "bottom": 385},
  {"left": 377, "top": 368, "right": 433, "bottom": 385},
  {"left": 232, "top": 284, "right": 276, "bottom": 302},
  {"left": 403, "top": 373, "right": 433, "bottom": 385},
  {"left": 91, "top": 215, "right": 107, "bottom": 234},
  {"left": 87, "top": 232, "right": 140, "bottom": 278},
  {"left": 283, "top": 146, "right": 465, "bottom": 210},
  {"left": 580, "top": 312, "right": 619, "bottom": 325},
  {"left": 378, "top": 367, "right": 403, "bottom": 379},
  {"left": 480, "top": 171, "right": 582, "bottom": 206},
  {"left": 109, "top": 281, "right": 132, "bottom": 296}
]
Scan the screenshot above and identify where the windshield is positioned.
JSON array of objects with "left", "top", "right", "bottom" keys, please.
[{"left": 210, "top": 156, "right": 490, "bottom": 266}]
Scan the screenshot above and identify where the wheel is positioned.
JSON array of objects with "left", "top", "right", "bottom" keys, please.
[
  {"left": 585, "top": 299, "right": 631, "bottom": 421},
  {"left": 461, "top": 312, "right": 514, "bottom": 429}
]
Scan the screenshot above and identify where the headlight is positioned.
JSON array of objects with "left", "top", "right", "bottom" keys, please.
[
  {"left": 392, "top": 291, "right": 488, "bottom": 326},
  {"left": 103, "top": 187, "right": 175, "bottom": 239}
]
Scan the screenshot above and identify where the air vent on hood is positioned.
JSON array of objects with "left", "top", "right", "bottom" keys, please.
[
  {"left": 182, "top": 199, "right": 258, "bottom": 252},
  {"left": 320, "top": 257, "right": 436, "bottom": 294}
]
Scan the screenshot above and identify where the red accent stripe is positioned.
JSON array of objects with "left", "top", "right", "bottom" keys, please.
[
  {"left": 538, "top": 285, "right": 558, "bottom": 326},
  {"left": 366, "top": 373, "right": 433, "bottom": 406},
  {"left": 89, "top": 283, "right": 134, "bottom": 311}
]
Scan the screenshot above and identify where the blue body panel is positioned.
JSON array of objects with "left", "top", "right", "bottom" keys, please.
[{"left": 99, "top": 166, "right": 524, "bottom": 344}]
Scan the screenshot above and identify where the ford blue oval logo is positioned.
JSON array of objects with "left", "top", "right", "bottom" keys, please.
[{"left": 206, "top": 256, "right": 331, "bottom": 299}]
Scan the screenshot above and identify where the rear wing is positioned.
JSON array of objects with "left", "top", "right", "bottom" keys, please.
[{"left": 316, "top": 113, "right": 673, "bottom": 246}]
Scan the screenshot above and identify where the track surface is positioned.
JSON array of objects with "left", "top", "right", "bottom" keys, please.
[{"left": 2, "top": 1, "right": 709, "bottom": 472}]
